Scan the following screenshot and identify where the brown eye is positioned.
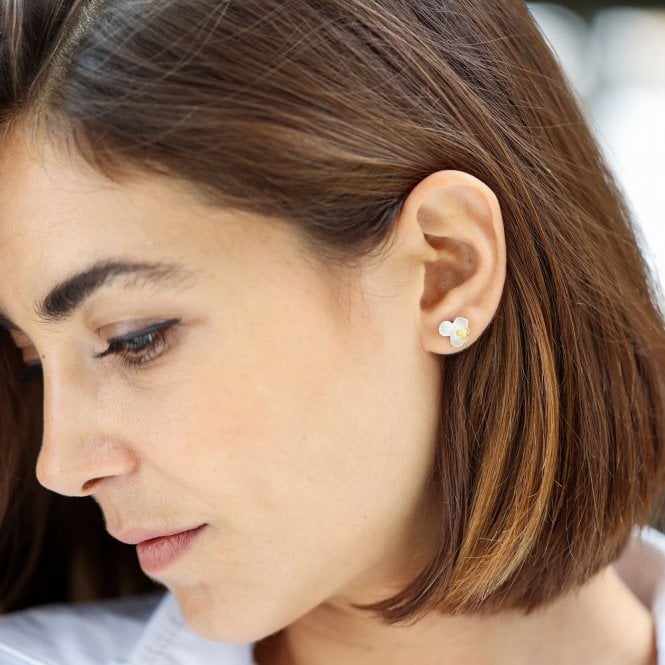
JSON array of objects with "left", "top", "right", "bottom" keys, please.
[{"left": 94, "top": 318, "right": 180, "bottom": 369}]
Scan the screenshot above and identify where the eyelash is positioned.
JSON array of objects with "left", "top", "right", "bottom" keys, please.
[{"left": 15, "top": 318, "right": 181, "bottom": 384}]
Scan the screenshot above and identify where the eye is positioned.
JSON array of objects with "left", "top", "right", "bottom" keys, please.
[
  {"left": 13, "top": 318, "right": 181, "bottom": 384},
  {"left": 95, "top": 317, "right": 181, "bottom": 369}
]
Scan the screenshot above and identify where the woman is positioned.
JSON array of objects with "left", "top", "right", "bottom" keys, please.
[{"left": 0, "top": 0, "right": 664, "bottom": 663}]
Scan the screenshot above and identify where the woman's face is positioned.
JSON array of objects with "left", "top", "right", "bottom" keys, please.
[{"left": 0, "top": 133, "right": 442, "bottom": 640}]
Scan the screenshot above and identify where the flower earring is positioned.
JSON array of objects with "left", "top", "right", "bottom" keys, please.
[{"left": 438, "top": 316, "right": 470, "bottom": 348}]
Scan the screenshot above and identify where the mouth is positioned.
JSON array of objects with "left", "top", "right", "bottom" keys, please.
[{"left": 114, "top": 524, "right": 208, "bottom": 574}]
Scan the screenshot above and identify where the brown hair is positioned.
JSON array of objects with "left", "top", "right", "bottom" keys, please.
[{"left": 1, "top": 0, "right": 665, "bottom": 621}]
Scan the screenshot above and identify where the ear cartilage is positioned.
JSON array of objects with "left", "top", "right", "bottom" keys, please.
[{"left": 438, "top": 317, "right": 470, "bottom": 348}]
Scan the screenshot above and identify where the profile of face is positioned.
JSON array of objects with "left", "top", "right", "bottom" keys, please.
[{"left": 0, "top": 130, "right": 505, "bottom": 641}]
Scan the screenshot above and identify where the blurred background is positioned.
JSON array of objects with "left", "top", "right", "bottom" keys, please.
[{"left": 527, "top": 2, "right": 665, "bottom": 303}]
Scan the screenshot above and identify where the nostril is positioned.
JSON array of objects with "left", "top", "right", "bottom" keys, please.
[
  {"left": 37, "top": 418, "right": 138, "bottom": 496},
  {"left": 35, "top": 449, "right": 105, "bottom": 497},
  {"left": 81, "top": 477, "right": 103, "bottom": 494}
]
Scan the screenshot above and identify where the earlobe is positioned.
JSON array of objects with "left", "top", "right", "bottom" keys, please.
[
  {"left": 400, "top": 170, "right": 506, "bottom": 355},
  {"left": 438, "top": 316, "right": 471, "bottom": 348}
]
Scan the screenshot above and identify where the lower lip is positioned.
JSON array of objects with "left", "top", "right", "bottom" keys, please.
[{"left": 136, "top": 525, "right": 207, "bottom": 574}]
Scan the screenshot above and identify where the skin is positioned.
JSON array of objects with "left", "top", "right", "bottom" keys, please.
[{"left": 0, "top": 128, "right": 657, "bottom": 665}]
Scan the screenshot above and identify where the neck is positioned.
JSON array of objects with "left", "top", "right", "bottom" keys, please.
[{"left": 254, "top": 566, "right": 656, "bottom": 665}]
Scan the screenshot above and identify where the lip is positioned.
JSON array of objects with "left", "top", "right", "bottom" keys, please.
[{"left": 113, "top": 524, "right": 208, "bottom": 574}]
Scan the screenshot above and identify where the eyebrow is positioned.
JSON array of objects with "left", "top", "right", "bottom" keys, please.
[{"left": 0, "top": 259, "right": 196, "bottom": 332}]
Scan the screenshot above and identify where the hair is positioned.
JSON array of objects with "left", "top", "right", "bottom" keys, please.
[{"left": 1, "top": 0, "right": 665, "bottom": 623}]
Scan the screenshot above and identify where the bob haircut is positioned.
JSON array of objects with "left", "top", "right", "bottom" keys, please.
[{"left": 1, "top": 0, "right": 665, "bottom": 623}]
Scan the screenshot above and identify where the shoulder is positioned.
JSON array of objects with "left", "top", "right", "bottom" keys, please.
[
  {"left": 0, "top": 592, "right": 255, "bottom": 665},
  {"left": 615, "top": 526, "right": 665, "bottom": 663},
  {"left": 615, "top": 527, "right": 665, "bottom": 609},
  {"left": 0, "top": 593, "right": 162, "bottom": 664}
]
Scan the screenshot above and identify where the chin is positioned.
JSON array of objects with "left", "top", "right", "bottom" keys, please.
[{"left": 172, "top": 586, "right": 296, "bottom": 644}]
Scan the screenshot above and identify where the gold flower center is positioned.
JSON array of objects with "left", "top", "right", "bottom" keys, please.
[{"left": 457, "top": 327, "right": 469, "bottom": 341}]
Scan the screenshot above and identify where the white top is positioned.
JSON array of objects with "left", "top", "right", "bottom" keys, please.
[{"left": 1, "top": 527, "right": 665, "bottom": 664}]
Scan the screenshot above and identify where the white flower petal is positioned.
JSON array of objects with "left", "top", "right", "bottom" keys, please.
[
  {"left": 453, "top": 317, "right": 469, "bottom": 330},
  {"left": 439, "top": 321, "right": 455, "bottom": 336},
  {"left": 450, "top": 334, "right": 464, "bottom": 347}
]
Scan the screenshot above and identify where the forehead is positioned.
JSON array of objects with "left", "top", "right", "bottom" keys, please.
[
  {"left": 0, "top": 130, "right": 196, "bottom": 247},
  {"left": 0, "top": 131, "right": 222, "bottom": 309},
  {"left": 0, "top": 128, "right": 339, "bottom": 327}
]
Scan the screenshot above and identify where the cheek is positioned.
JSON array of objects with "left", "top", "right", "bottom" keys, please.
[
  {"left": 137, "top": 299, "right": 428, "bottom": 530},
  {"left": 124, "top": 294, "right": 434, "bottom": 639}
]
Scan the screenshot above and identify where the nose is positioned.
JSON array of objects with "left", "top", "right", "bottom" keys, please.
[{"left": 36, "top": 365, "right": 138, "bottom": 497}]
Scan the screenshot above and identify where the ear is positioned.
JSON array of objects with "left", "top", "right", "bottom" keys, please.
[{"left": 399, "top": 170, "right": 506, "bottom": 355}]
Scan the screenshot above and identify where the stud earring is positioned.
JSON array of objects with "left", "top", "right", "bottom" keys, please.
[{"left": 438, "top": 316, "right": 470, "bottom": 348}]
